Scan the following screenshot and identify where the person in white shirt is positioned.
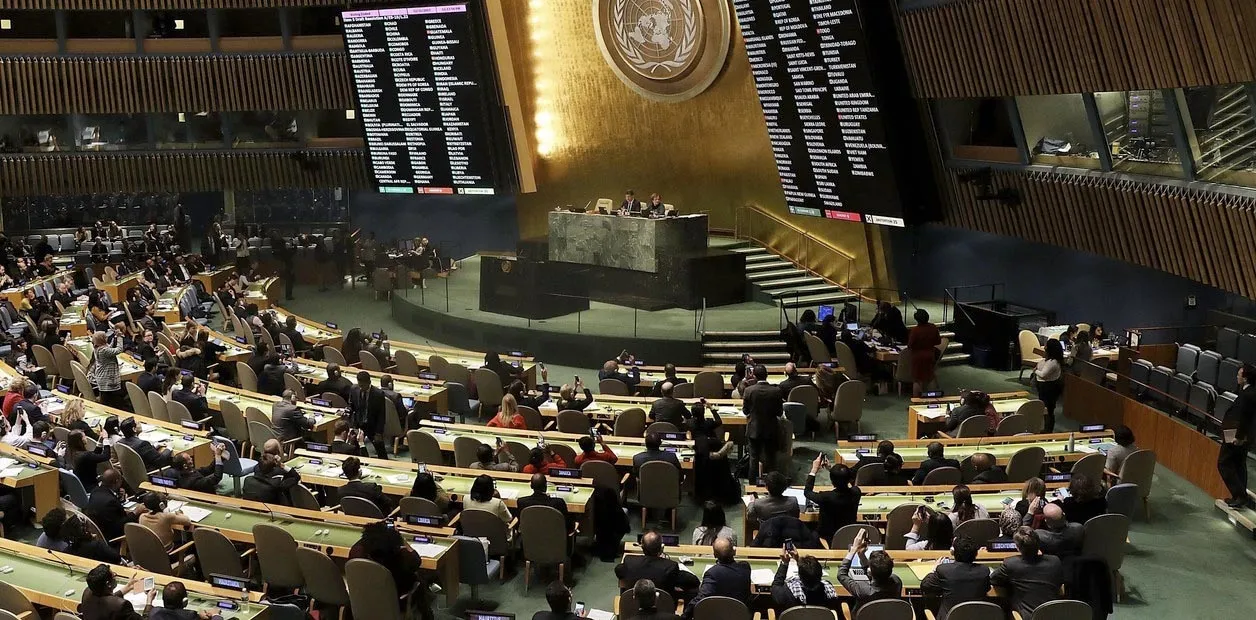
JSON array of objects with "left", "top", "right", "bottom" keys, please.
[
  {"left": 1033, "top": 339, "right": 1065, "bottom": 432},
  {"left": 1, "top": 411, "right": 33, "bottom": 447}
]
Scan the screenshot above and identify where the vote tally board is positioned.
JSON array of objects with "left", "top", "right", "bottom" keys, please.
[
  {"left": 342, "top": 2, "right": 500, "bottom": 196},
  {"left": 734, "top": 0, "right": 906, "bottom": 228}
]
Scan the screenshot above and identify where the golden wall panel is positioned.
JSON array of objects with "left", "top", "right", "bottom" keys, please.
[
  {"left": 898, "top": 0, "right": 1256, "bottom": 97},
  {"left": 504, "top": 0, "right": 889, "bottom": 291},
  {"left": 0, "top": 149, "right": 369, "bottom": 195},
  {"left": 939, "top": 168, "right": 1256, "bottom": 299},
  {"left": 0, "top": 54, "right": 351, "bottom": 114}
]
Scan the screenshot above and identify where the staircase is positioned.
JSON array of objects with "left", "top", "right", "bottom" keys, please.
[
  {"left": 701, "top": 330, "right": 791, "bottom": 364},
  {"left": 938, "top": 324, "right": 968, "bottom": 365},
  {"left": 1194, "top": 84, "right": 1256, "bottom": 181},
  {"left": 727, "top": 240, "right": 859, "bottom": 310}
]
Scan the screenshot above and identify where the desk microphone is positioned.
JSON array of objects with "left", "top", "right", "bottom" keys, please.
[
  {"left": 46, "top": 548, "right": 77, "bottom": 576},
  {"left": 259, "top": 501, "right": 279, "bottom": 523}
]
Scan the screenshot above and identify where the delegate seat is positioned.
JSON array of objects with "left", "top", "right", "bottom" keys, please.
[
  {"left": 1195, "top": 350, "right": 1222, "bottom": 387},
  {"left": 1175, "top": 344, "right": 1200, "bottom": 376},
  {"left": 1218, "top": 357, "right": 1243, "bottom": 394},
  {"left": 1217, "top": 327, "right": 1241, "bottom": 360}
]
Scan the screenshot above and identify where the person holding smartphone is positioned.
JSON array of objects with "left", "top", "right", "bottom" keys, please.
[
  {"left": 469, "top": 439, "right": 519, "bottom": 472},
  {"left": 575, "top": 433, "right": 617, "bottom": 465}
]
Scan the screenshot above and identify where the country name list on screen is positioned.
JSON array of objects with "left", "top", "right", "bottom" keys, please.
[
  {"left": 733, "top": 0, "right": 905, "bottom": 227},
  {"left": 343, "top": 3, "right": 497, "bottom": 195}
]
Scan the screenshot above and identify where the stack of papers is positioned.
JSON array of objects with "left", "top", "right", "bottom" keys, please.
[
  {"left": 124, "top": 592, "right": 164, "bottom": 609},
  {"left": 918, "top": 409, "right": 948, "bottom": 420},
  {"left": 497, "top": 487, "right": 519, "bottom": 500},
  {"left": 0, "top": 467, "right": 25, "bottom": 478},
  {"left": 388, "top": 474, "right": 410, "bottom": 484},
  {"left": 320, "top": 467, "right": 344, "bottom": 478},
  {"left": 586, "top": 610, "right": 615, "bottom": 620},
  {"left": 783, "top": 488, "right": 808, "bottom": 506},
  {"left": 0, "top": 458, "right": 15, "bottom": 470},
  {"left": 181, "top": 506, "right": 214, "bottom": 522},
  {"left": 750, "top": 568, "right": 775, "bottom": 586},
  {"left": 409, "top": 542, "right": 446, "bottom": 558}
]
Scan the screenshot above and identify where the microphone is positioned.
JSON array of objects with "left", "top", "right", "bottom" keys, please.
[
  {"left": 46, "top": 548, "right": 77, "bottom": 576},
  {"left": 259, "top": 501, "right": 279, "bottom": 523}
]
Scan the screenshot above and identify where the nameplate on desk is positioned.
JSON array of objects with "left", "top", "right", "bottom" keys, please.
[
  {"left": 549, "top": 467, "right": 581, "bottom": 479},
  {"left": 555, "top": 485, "right": 574, "bottom": 493},
  {"left": 209, "top": 575, "right": 249, "bottom": 591},
  {"left": 26, "top": 444, "right": 49, "bottom": 457},
  {"left": 55, "top": 384, "right": 71, "bottom": 394},
  {"left": 849, "top": 434, "right": 877, "bottom": 442},
  {"left": 1045, "top": 473, "right": 1071, "bottom": 482},
  {"left": 306, "top": 442, "right": 330, "bottom": 453},
  {"left": 854, "top": 448, "right": 871, "bottom": 456},
  {"left": 411, "top": 535, "right": 433, "bottom": 544},
  {"left": 659, "top": 432, "right": 686, "bottom": 441},
  {"left": 180, "top": 420, "right": 201, "bottom": 430},
  {"left": 922, "top": 390, "right": 943, "bottom": 398},
  {"left": 430, "top": 414, "right": 455, "bottom": 424},
  {"left": 987, "top": 540, "right": 1017, "bottom": 552},
  {"left": 823, "top": 362, "right": 839, "bottom": 369},
  {"left": 431, "top": 429, "right": 448, "bottom": 435},
  {"left": 325, "top": 322, "right": 337, "bottom": 329},
  {"left": 1080, "top": 424, "right": 1105, "bottom": 433},
  {"left": 507, "top": 350, "right": 528, "bottom": 358},
  {"left": 662, "top": 447, "right": 680, "bottom": 453},
  {"left": 927, "top": 404, "right": 941, "bottom": 409},
  {"left": 418, "top": 372, "right": 438, "bottom": 381},
  {"left": 405, "top": 514, "right": 444, "bottom": 527},
  {"left": 216, "top": 602, "right": 240, "bottom": 611},
  {"left": 1089, "top": 438, "right": 1103, "bottom": 444},
  {"left": 149, "top": 475, "right": 178, "bottom": 488},
  {"left": 234, "top": 336, "right": 247, "bottom": 344},
  {"left": 310, "top": 398, "right": 331, "bottom": 407}
]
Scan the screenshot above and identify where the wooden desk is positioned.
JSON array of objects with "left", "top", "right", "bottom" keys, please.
[
  {"left": 99, "top": 272, "right": 144, "bottom": 303},
  {"left": 738, "top": 481, "right": 1066, "bottom": 544},
  {"left": 0, "top": 538, "right": 268, "bottom": 618},
  {"left": 392, "top": 339, "right": 538, "bottom": 387},
  {"left": 287, "top": 449, "right": 596, "bottom": 513},
  {"left": 0, "top": 269, "right": 74, "bottom": 306},
  {"left": 632, "top": 365, "right": 823, "bottom": 392},
  {"left": 151, "top": 285, "right": 193, "bottom": 325},
  {"left": 418, "top": 420, "right": 696, "bottom": 469},
  {"left": 834, "top": 431, "right": 1115, "bottom": 469},
  {"left": 193, "top": 266, "right": 237, "bottom": 292},
  {"left": 291, "top": 359, "right": 449, "bottom": 414},
  {"left": 909, "top": 391, "right": 1029, "bottom": 405},
  {"left": 0, "top": 442, "right": 60, "bottom": 520},
  {"left": 38, "top": 394, "right": 213, "bottom": 467},
  {"left": 200, "top": 381, "right": 342, "bottom": 443},
  {"left": 243, "top": 277, "right": 281, "bottom": 309},
  {"left": 139, "top": 483, "right": 460, "bottom": 604},
  {"left": 620, "top": 543, "right": 1012, "bottom": 598},
  {"left": 537, "top": 393, "right": 747, "bottom": 427},
  {"left": 266, "top": 307, "right": 342, "bottom": 348},
  {"left": 906, "top": 397, "right": 1034, "bottom": 439},
  {"left": 64, "top": 336, "right": 144, "bottom": 382}
]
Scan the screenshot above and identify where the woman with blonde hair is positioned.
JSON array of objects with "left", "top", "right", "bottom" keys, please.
[
  {"left": 60, "top": 399, "right": 99, "bottom": 441},
  {"left": 2, "top": 377, "right": 27, "bottom": 421},
  {"left": 486, "top": 393, "right": 526, "bottom": 429}
]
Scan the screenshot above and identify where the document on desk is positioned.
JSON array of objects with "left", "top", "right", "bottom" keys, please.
[
  {"left": 0, "top": 467, "right": 25, "bottom": 478},
  {"left": 917, "top": 409, "right": 948, "bottom": 420},
  {"left": 389, "top": 474, "right": 411, "bottom": 485},
  {"left": 586, "top": 611, "right": 614, "bottom": 620},
  {"left": 125, "top": 592, "right": 164, "bottom": 609},
  {"left": 497, "top": 487, "right": 519, "bottom": 500},
  {"left": 0, "top": 458, "right": 15, "bottom": 470},
  {"left": 181, "top": 506, "right": 213, "bottom": 523},
  {"left": 783, "top": 489, "right": 808, "bottom": 506},
  {"left": 409, "top": 542, "right": 446, "bottom": 558},
  {"left": 750, "top": 568, "right": 775, "bottom": 586},
  {"left": 320, "top": 466, "right": 344, "bottom": 478}
]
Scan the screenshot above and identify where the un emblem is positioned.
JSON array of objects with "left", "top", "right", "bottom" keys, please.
[{"left": 594, "top": 0, "right": 732, "bottom": 102}]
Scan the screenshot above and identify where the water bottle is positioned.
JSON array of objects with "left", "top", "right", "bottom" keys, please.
[{"left": 1067, "top": 432, "right": 1075, "bottom": 453}]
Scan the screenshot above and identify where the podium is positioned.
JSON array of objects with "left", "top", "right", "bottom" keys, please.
[{"left": 478, "top": 254, "right": 588, "bottom": 319}]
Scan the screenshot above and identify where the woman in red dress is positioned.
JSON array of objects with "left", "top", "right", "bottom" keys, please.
[{"left": 907, "top": 308, "right": 942, "bottom": 397}]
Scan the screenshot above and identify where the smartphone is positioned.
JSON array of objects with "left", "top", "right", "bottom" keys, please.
[
  {"left": 574, "top": 602, "right": 586, "bottom": 617},
  {"left": 495, "top": 437, "right": 503, "bottom": 448},
  {"left": 143, "top": 577, "right": 155, "bottom": 592},
  {"left": 574, "top": 375, "right": 581, "bottom": 383},
  {"left": 418, "top": 463, "right": 427, "bottom": 474},
  {"left": 784, "top": 539, "right": 795, "bottom": 552},
  {"left": 539, "top": 362, "right": 546, "bottom": 370}
]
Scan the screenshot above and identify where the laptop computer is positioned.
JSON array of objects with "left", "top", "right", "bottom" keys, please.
[{"left": 847, "top": 544, "right": 885, "bottom": 579}]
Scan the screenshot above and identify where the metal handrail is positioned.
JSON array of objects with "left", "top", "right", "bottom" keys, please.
[
  {"left": 942, "top": 283, "right": 1003, "bottom": 325},
  {"left": 734, "top": 205, "right": 858, "bottom": 289}
]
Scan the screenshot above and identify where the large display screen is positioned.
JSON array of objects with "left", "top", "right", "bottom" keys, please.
[
  {"left": 734, "top": 0, "right": 906, "bottom": 227},
  {"left": 342, "top": 2, "right": 513, "bottom": 195}
]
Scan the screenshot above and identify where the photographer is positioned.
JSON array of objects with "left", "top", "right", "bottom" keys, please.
[{"left": 90, "top": 330, "right": 126, "bottom": 410}]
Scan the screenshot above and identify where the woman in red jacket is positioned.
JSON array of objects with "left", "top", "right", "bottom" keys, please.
[{"left": 486, "top": 394, "right": 527, "bottom": 430}]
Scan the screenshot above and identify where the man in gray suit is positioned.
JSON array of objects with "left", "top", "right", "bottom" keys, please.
[
  {"left": 743, "top": 365, "right": 784, "bottom": 475},
  {"left": 920, "top": 534, "right": 992, "bottom": 620},
  {"left": 990, "top": 527, "right": 1064, "bottom": 618},
  {"left": 747, "top": 471, "right": 800, "bottom": 522},
  {"left": 1034, "top": 503, "right": 1084, "bottom": 559}
]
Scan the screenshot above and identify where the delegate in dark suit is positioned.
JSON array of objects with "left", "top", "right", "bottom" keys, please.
[
  {"left": 136, "top": 371, "right": 162, "bottom": 395},
  {"left": 118, "top": 435, "right": 171, "bottom": 470},
  {"left": 990, "top": 555, "right": 1064, "bottom": 618},
  {"left": 615, "top": 555, "right": 699, "bottom": 598},
  {"left": 692, "top": 558, "right": 751, "bottom": 605},
  {"left": 79, "top": 590, "right": 144, "bottom": 620},
  {"left": 649, "top": 397, "right": 689, "bottom": 427},
  {"left": 920, "top": 562, "right": 992, "bottom": 620},
  {"left": 912, "top": 456, "right": 961, "bottom": 485},
  {"left": 85, "top": 486, "right": 137, "bottom": 541},
  {"left": 338, "top": 479, "right": 395, "bottom": 514},
  {"left": 743, "top": 379, "right": 784, "bottom": 469},
  {"left": 1219, "top": 379, "right": 1256, "bottom": 505}
]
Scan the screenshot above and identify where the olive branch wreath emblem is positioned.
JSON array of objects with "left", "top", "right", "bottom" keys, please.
[{"left": 611, "top": 0, "right": 699, "bottom": 75}]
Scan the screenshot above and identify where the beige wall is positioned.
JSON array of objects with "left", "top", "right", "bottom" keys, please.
[{"left": 500, "top": 0, "right": 890, "bottom": 291}]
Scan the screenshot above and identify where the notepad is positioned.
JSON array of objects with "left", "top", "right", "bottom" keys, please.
[
  {"left": 409, "top": 542, "right": 445, "bottom": 558},
  {"left": 1074, "top": 445, "right": 1098, "bottom": 454},
  {"left": 321, "top": 467, "right": 344, "bottom": 478},
  {"left": 750, "top": 569, "right": 775, "bottom": 586},
  {"left": 917, "top": 409, "right": 948, "bottom": 420},
  {"left": 181, "top": 506, "right": 213, "bottom": 523},
  {"left": 124, "top": 592, "right": 164, "bottom": 609},
  {"left": 586, "top": 610, "right": 615, "bottom": 620},
  {"left": 389, "top": 474, "right": 410, "bottom": 484},
  {"left": 497, "top": 487, "right": 518, "bottom": 500},
  {"left": 0, "top": 467, "right": 25, "bottom": 478},
  {"left": 166, "top": 501, "right": 186, "bottom": 513},
  {"left": 0, "top": 458, "right": 15, "bottom": 470}
]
